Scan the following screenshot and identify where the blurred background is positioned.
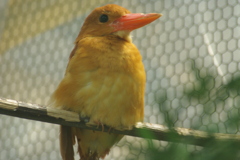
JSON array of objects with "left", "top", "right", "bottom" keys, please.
[{"left": 0, "top": 0, "right": 240, "bottom": 159}]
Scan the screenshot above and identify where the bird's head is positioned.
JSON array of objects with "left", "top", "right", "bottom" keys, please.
[{"left": 76, "top": 4, "right": 162, "bottom": 42}]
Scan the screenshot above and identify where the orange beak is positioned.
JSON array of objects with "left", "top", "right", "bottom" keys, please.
[{"left": 110, "top": 13, "right": 162, "bottom": 32}]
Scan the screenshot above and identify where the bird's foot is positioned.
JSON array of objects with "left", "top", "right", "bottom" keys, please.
[
  {"left": 107, "top": 126, "right": 112, "bottom": 134},
  {"left": 94, "top": 120, "right": 104, "bottom": 132},
  {"left": 80, "top": 116, "right": 90, "bottom": 123}
]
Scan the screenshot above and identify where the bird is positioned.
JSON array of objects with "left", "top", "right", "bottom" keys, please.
[{"left": 49, "top": 4, "right": 161, "bottom": 160}]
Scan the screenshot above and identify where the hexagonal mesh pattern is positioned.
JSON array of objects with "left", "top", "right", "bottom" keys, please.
[{"left": 1, "top": 0, "right": 240, "bottom": 159}]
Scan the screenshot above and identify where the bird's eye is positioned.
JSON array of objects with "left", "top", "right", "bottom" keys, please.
[{"left": 99, "top": 14, "right": 108, "bottom": 23}]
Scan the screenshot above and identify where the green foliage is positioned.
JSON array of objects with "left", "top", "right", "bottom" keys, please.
[{"left": 128, "top": 60, "right": 240, "bottom": 160}]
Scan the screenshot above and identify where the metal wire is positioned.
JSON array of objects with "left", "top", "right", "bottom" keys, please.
[{"left": 0, "top": 0, "right": 240, "bottom": 159}]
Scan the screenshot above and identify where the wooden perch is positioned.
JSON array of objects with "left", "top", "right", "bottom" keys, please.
[{"left": 0, "top": 97, "right": 240, "bottom": 147}]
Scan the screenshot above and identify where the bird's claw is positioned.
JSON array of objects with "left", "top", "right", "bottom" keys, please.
[
  {"left": 94, "top": 120, "right": 104, "bottom": 132},
  {"left": 80, "top": 116, "right": 90, "bottom": 123},
  {"left": 107, "top": 127, "right": 112, "bottom": 134}
]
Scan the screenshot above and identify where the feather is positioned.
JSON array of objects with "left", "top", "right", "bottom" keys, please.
[{"left": 60, "top": 125, "right": 74, "bottom": 160}]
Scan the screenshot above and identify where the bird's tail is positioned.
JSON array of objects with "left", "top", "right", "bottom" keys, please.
[
  {"left": 60, "top": 125, "right": 75, "bottom": 160},
  {"left": 75, "top": 129, "right": 100, "bottom": 160},
  {"left": 60, "top": 126, "right": 100, "bottom": 160}
]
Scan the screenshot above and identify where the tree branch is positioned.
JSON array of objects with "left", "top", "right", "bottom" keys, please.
[{"left": 0, "top": 97, "right": 240, "bottom": 147}]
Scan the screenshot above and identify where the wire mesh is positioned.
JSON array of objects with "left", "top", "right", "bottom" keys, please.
[{"left": 0, "top": 0, "right": 240, "bottom": 159}]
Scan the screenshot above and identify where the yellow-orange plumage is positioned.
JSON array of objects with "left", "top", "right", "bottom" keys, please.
[{"left": 49, "top": 4, "right": 161, "bottom": 160}]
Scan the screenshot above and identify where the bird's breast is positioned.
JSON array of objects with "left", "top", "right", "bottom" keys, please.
[
  {"left": 73, "top": 65, "right": 145, "bottom": 128},
  {"left": 52, "top": 36, "right": 146, "bottom": 128}
]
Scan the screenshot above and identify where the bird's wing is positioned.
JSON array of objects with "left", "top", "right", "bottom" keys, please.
[{"left": 69, "top": 44, "right": 78, "bottom": 60}]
